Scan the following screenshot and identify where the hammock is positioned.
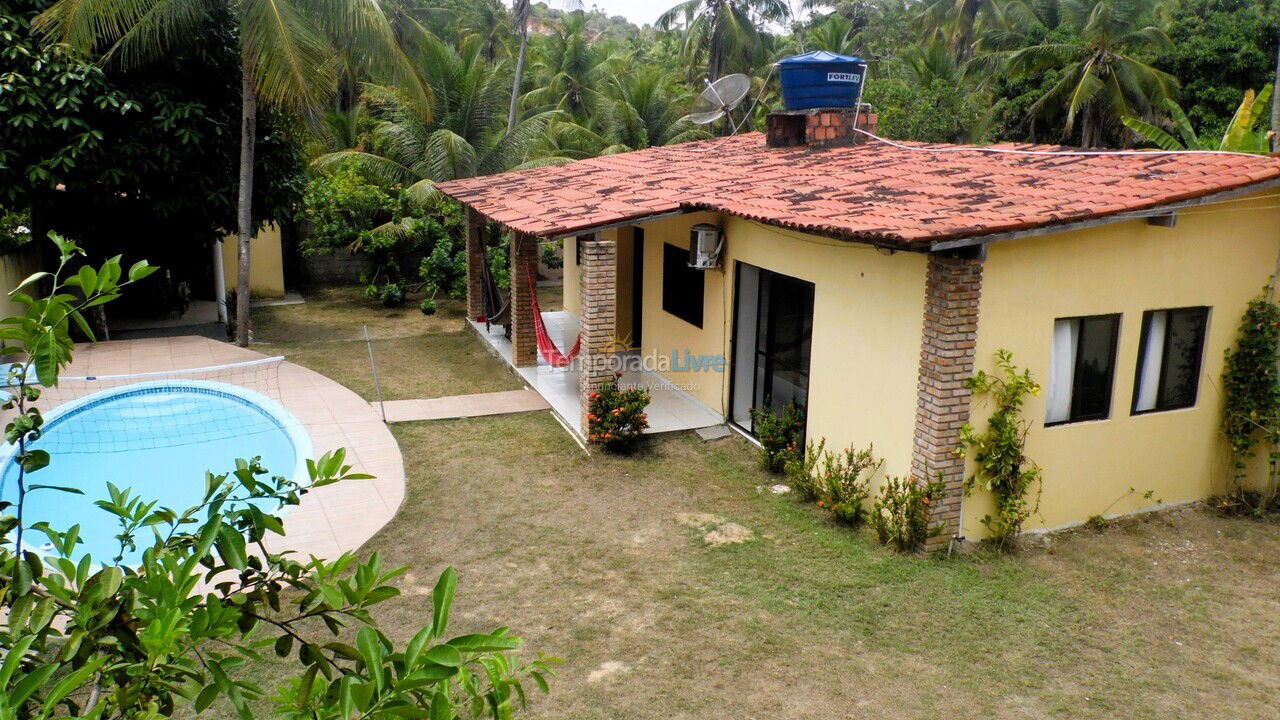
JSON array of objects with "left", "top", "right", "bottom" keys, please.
[
  {"left": 527, "top": 264, "right": 582, "bottom": 368},
  {"left": 478, "top": 255, "right": 510, "bottom": 331}
]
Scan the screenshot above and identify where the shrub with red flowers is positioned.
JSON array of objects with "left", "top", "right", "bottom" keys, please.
[
  {"left": 587, "top": 380, "right": 650, "bottom": 453},
  {"left": 784, "top": 439, "right": 825, "bottom": 501},
  {"left": 750, "top": 402, "right": 805, "bottom": 473},
  {"left": 869, "top": 473, "right": 947, "bottom": 553},
  {"left": 788, "top": 440, "right": 881, "bottom": 526},
  {"left": 819, "top": 444, "right": 882, "bottom": 526}
]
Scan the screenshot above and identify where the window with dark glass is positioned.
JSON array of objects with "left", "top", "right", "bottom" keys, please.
[
  {"left": 1046, "top": 314, "right": 1121, "bottom": 425},
  {"left": 1132, "top": 307, "right": 1209, "bottom": 414},
  {"left": 662, "top": 242, "right": 703, "bottom": 327}
]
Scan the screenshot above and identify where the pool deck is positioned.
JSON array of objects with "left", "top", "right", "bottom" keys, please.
[{"left": 49, "top": 335, "right": 404, "bottom": 560}]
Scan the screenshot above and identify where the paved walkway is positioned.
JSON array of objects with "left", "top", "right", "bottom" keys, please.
[
  {"left": 53, "top": 336, "right": 405, "bottom": 560},
  {"left": 377, "top": 389, "right": 550, "bottom": 422}
]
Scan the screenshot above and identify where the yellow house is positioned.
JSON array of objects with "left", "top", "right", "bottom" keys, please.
[{"left": 437, "top": 109, "right": 1280, "bottom": 547}]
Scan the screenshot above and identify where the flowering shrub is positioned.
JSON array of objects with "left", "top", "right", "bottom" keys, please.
[
  {"left": 751, "top": 402, "right": 805, "bottom": 473},
  {"left": 0, "top": 206, "right": 31, "bottom": 255},
  {"left": 870, "top": 473, "right": 947, "bottom": 552},
  {"left": 587, "top": 380, "right": 650, "bottom": 452},
  {"left": 784, "top": 438, "right": 825, "bottom": 501},
  {"left": 818, "top": 445, "right": 882, "bottom": 526}
]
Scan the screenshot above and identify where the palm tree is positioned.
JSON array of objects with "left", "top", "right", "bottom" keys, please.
[
  {"left": 656, "top": 0, "right": 790, "bottom": 81},
  {"left": 1002, "top": 0, "right": 1177, "bottom": 147},
  {"left": 38, "top": 0, "right": 420, "bottom": 345},
  {"left": 316, "top": 39, "right": 567, "bottom": 193},
  {"left": 1123, "top": 86, "right": 1275, "bottom": 154},
  {"left": 508, "top": 0, "right": 532, "bottom": 133},
  {"left": 916, "top": 0, "right": 1011, "bottom": 64},
  {"left": 805, "top": 15, "right": 862, "bottom": 56},
  {"left": 460, "top": 0, "right": 510, "bottom": 62},
  {"left": 524, "top": 12, "right": 608, "bottom": 119},
  {"left": 594, "top": 67, "right": 710, "bottom": 149}
]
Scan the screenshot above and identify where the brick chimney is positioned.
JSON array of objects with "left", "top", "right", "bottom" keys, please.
[{"left": 765, "top": 108, "right": 877, "bottom": 149}]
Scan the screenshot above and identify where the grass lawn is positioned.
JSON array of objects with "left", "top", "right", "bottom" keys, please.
[{"left": 248, "top": 288, "right": 1280, "bottom": 719}]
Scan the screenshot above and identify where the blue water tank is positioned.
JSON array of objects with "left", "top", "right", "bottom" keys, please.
[{"left": 777, "top": 50, "right": 868, "bottom": 111}]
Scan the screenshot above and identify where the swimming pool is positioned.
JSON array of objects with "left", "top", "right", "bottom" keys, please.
[{"left": 0, "top": 380, "right": 312, "bottom": 565}]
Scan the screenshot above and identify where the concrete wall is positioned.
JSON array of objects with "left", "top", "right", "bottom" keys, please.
[
  {"left": 968, "top": 189, "right": 1280, "bottom": 535},
  {"left": 221, "top": 223, "right": 285, "bottom": 298}
]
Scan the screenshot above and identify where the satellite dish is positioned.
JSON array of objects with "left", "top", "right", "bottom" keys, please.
[{"left": 685, "top": 74, "right": 751, "bottom": 125}]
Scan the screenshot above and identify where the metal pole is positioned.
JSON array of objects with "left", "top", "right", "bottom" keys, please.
[
  {"left": 364, "top": 324, "right": 386, "bottom": 423},
  {"left": 213, "top": 238, "right": 228, "bottom": 325}
]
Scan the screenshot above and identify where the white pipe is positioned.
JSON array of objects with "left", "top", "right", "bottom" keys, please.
[{"left": 212, "top": 238, "right": 227, "bottom": 324}]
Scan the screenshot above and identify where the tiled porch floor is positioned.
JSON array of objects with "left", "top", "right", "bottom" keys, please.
[{"left": 469, "top": 311, "right": 724, "bottom": 437}]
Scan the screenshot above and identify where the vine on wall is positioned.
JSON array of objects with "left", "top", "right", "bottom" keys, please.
[
  {"left": 1220, "top": 284, "right": 1280, "bottom": 514},
  {"left": 958, "top": 349, "right": 1043, "bottom": 551}
]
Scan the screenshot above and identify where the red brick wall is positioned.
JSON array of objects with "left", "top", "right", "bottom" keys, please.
[
  {"left": 509, "top": 232, "right": 539, "bottom": 366},
  {"left": 577, "top": 234, "right": 616, "bottom": 432},
  {"left": 912, "top": 253, "right": 984, "bottom": 550},
  {"left": 465, "top": 210, "right": 485, "bottom": 321}
]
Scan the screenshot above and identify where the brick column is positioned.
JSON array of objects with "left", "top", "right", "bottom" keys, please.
[
  {"left": 465, "top": 209, "right": 485, "bottom": 321},
  {"left": 912, "top": 252, "right": 984, "bottom": 551},
  {"left": 578, "top": 233, "right": 616, "bottom": 434},
  {"left": 509, "top": 231, "right": 539, "bottom": 366}
]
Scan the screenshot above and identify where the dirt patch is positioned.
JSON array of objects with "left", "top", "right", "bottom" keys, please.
[
  {"left": 586, "top": 661, "right": 630, "bottom": 683},
  {"left": 676, "top": 512, "right": 755, "bottom": 546}
]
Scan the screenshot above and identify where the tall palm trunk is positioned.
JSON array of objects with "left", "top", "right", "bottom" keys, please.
[
  {"left": 956, "top": 0, "right": 979, "bottom": 65},
  {"left": 1271, "top": 27, "right": 1279, "bottom": 153},
  {"left": 707, "top": 3, "right": 723, "bottom": 81},
  {"left": 235, "top": 55, "right": 257, "bottom": 347},
  {"left": 507, "top": 17, "right": 529, "bottom": 133}
]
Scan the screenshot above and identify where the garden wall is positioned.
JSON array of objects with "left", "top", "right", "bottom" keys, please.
[{"left": 0, "top": 246, "right": 40, "bottom": 318}]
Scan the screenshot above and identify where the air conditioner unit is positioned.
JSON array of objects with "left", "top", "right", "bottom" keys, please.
[{"left": 688, "top": 223, "right": 724, "bottom": 270}]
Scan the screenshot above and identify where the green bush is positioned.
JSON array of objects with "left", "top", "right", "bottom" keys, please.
[
  {"left": 379, "top": 282, "right": 406, "bottom": 307},
  {"left": 870, "top": 473, "right": 947, "bottom": 553},
  {"left": 302, "top": 160, "right": 467, "bottom": 297},
  {"left": 751, "top": 403, "right": 805, "bottom": 474},
  {"left": 784, "top": 439, "right": 825, "bottom": 501},
  {"left": 865, "top": 77, "right": 986, "bottom": 143},
  {"left": 818, "top": 445, "right": 881, "bottom": 526},
  {"left": 0, "top": 206, "right": 31, "bottom": 255},
  {"left": 419, "top": 298, "right": 438, "bottom": 315},
  {"left": 587, "top": 381, "right": 650, "bottom": 453}
]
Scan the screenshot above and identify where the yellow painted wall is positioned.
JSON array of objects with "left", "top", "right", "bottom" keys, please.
[
  {"left": 629, "top": 212, "right": 929, "bottom": 480},
  {"left": 0, "top": 247, "right": 41, "bottom": 319},
  {"left": 221, "top": 223, "right": 285, "bottom": 298},
  {"left": 562, "top": 235, "right": 580, "bottom": 317},
  {"left": 967, "top": 190, "right": 1280, "bottom": 536}
]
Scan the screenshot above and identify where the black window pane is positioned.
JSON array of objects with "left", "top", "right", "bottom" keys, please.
[
  {"left": 662, "top": 243, "right": 703, "bottom": 327},
  {"left": 1072, "top": 315, "right": 1118, "bottom": 420},
  {"left": 1159, "top": 308, "right": 1207, "bottom": 409},
  {"left": 767, "top": 275, "right": 812, "bottom": 374}
]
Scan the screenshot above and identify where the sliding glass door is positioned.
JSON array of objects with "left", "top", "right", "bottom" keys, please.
[{"left": 730, "top": 262, "right": 814, "bottom": 434}]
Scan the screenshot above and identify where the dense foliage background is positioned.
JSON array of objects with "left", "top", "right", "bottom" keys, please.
[{"left": 3, "top": 0, "right": 1277, "bottom": 301}]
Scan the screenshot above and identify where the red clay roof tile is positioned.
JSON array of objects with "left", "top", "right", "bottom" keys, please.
[{"left": 435, "top": 133, "right": 1280, "bottom": 247}]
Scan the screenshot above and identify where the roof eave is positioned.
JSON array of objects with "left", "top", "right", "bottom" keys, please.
[{"left": 929, "top": 175, "right": 1280, "bottom": 253}]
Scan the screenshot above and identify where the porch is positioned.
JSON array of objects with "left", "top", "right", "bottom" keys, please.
[{"left": 468, "top": 311, "right": 723, "bottom": 440}]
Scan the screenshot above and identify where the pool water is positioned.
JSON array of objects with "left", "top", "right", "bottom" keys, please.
[{"left": 0, "top": 381, "right": 310, "bottom": 566}]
